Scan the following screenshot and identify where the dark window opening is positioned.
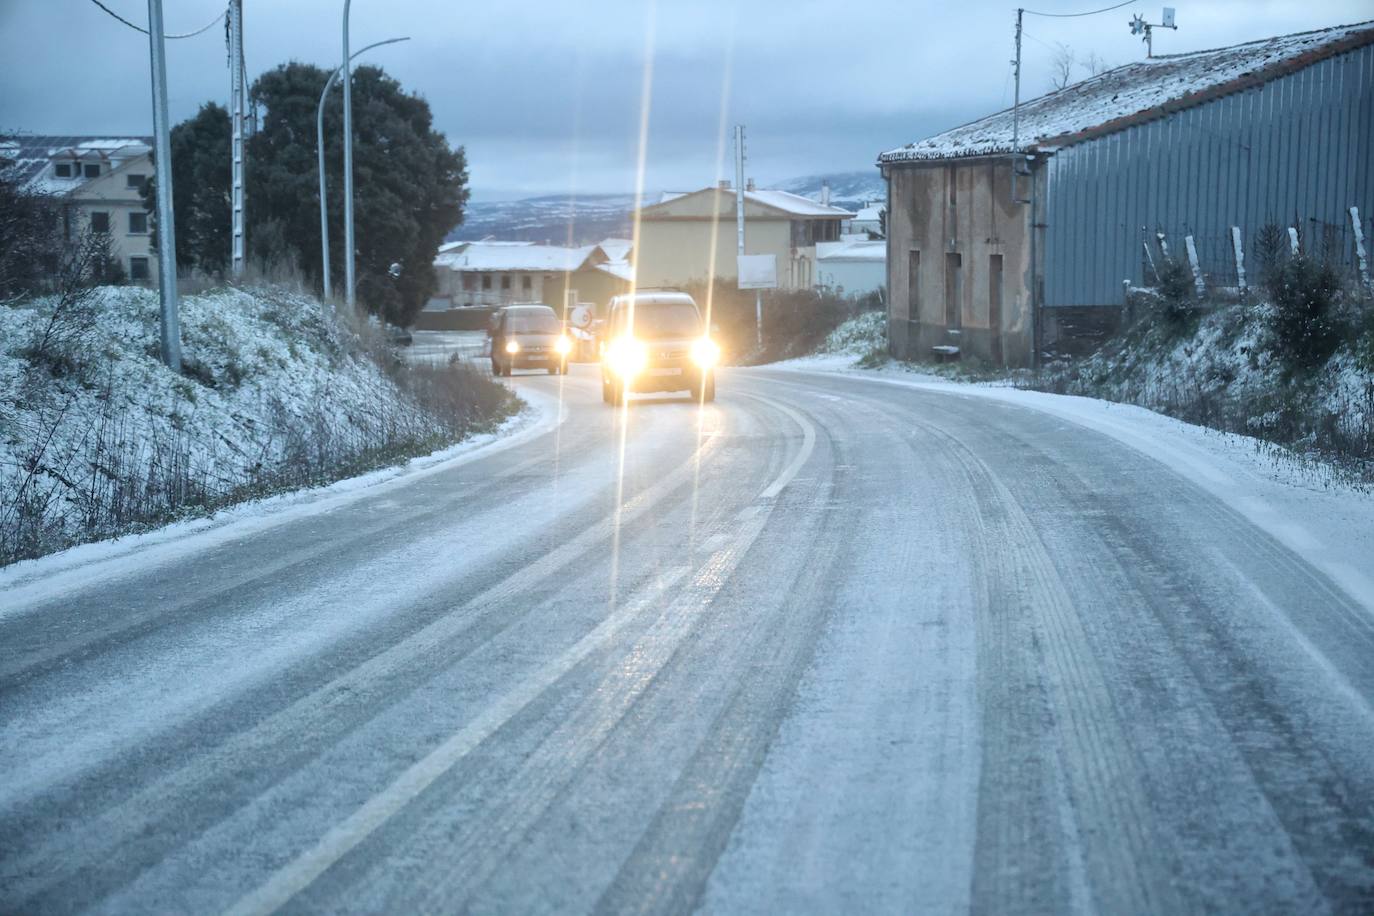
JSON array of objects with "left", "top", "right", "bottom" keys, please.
[
  {"left": 90, "top": 211, "right": 110, "bottom": 234},
  {"left": 501, "top": 275, "right": 512, "bottom": 291},
  {"left": 907, "top": 250, "right": 921, "bottom": 318},
  {"left": 481, "top": 275, "right": 492, "bottom": 291},
  {"left": 989, "top": 254, "right": 1004, "bottom": 363},
  {"left": 54, "top": 162, "right": 73, "bottom": 178},
  {"left": 521, "top": 276, "right": 533, "bottom": 291},
  {"left": 129, "top": 257, "right": 150, "bottom": 281},
  {"left": 83, "top": 163, "right": 101, "bottom": 179},
  {"left": 462, "top": 273, "right": 476, "bottom": 291},
  {"left": 126, "top": 174, "right": 147, "bottom": 191},
  {"left": 129, "top": 211, "right": 148, "bottom": 234},
  {"left": 944, "top": 252, "right": 963, "bottom": 330}
]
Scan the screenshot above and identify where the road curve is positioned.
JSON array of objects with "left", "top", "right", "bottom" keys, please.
[{"left": 2, "top": 364, "right": 1372, "bottom": 914}]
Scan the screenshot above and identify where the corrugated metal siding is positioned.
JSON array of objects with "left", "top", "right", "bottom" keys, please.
[{"left": 1043, "top": 42, "right": 1374, "bottom": 307}]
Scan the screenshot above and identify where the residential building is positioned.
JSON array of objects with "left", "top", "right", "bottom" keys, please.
[
  {"left": 1, "top": 135, "right": 157, "bottom": 282},
  {"left": 634, "top": 185, "right": 853, "bottom": 291},
  {"left": 851, "top": 203, "right": 885, "bottom": 238},
  {"left": 878, "top": 21, "right": 1374, "bottom": 367},
  {"left": 432, "top": 239, "right": 632, "bottom": 315},
  {"left": 815, "top": 240, "right": 886, "bottom": 297}
]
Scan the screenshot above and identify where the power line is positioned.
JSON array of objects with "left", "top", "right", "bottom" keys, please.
[
  {"left": 87, "top": 0, "right": 225, "bottom": 39},
  {"left": 1023, "top": 0, "right": 1136, "bottom": 18}
]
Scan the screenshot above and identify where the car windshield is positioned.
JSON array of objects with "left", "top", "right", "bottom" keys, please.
[
  {"left": 617, "top": 301, "right": 701, "bottom": 338},
  {"left": 506, "top": 311, "right": 560, "bottom": 334}
]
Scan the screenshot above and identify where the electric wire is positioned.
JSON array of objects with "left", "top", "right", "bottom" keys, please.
[
  {"left": 86, "top": 0, "right": 225, "bottom": 39},
  {"left": 1022, "top": 0, "right": 1136, "bottom": 18}
]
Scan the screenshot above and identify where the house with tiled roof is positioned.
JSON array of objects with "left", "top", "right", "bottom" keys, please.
[
  {"left": 1, "top": 135, "right": 158, "bottom": 282},
  {"left": 877, "top": 21, "right": 1374, "bottom": 367}
]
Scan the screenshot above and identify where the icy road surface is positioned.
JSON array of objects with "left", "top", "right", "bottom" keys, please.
[{"left": 3, "top": 365, "right": 1373, "bottom": 913}]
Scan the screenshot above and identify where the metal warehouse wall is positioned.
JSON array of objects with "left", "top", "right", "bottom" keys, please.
[{"left": 1042, "top": 42, "right": 1374, "bottom": 307}]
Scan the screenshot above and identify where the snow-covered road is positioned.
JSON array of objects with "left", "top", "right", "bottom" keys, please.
[{"left": 2, "top": 365, "right": 1373, "bottom": 913}]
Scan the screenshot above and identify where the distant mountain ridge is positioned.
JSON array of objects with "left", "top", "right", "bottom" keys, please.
[{"left": 446, "top": 170, "right": 885, "bottom": 246}]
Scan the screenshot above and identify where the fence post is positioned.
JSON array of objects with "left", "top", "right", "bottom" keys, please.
[
  {"left": 1352, "top": 206, "right": 1370, "bottom": 291},
  {"left": 1142, "top": 240, "right": 1158, "bottom": 283},
  {"left": 1156, "top": 231, "right": 1170, "bottom": 260},
  {"left": 1184, "top": 235, "right": 1205, "bottom": 297},
  {"left": 1288, "top": 227, "right": 1300, "bottom": 256},
  {"left": 1231, "top": 227, "right": 1246, "bottom": 295}
]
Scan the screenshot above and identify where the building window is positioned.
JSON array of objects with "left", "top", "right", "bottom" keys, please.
[
  {"left": 501, "top": 274, "right": 512, "bottom": 291},
  {"left": 989, "top": 254, "right": 1004, "bottom": 362},
  {"left": 54, "top": 162, "right": 73, "bottom": 178},
  {"left": 129, "top": 256, "right": 150, "bottom": 281},
  {"left": 90, "top": 211, "right": 110, "bottom": 234},
  {"left": 83, "top": 163, "right": 101, "bottom": 179},
  {"left": 521, "top": 275, "right": 532, "bottom": 291},
  {"left": 944, "top": 252, "right": 963, "bottom": 329},
  {"left": 461, "top": 273, "right": 476, "bottom": 291},
  {"left": 128, "top": 211, "right": 148, "bottom": 234},
  {"left": 907, "top": 250, "right": 921, "bottom": 318},
  {"left": 481, "top": 275, "right": 492, "bottom": 291},
  {"left": 126, "top": 174, "right": 147, "bottom": 191}
]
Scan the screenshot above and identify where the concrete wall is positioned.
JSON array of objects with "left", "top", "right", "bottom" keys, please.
[{"left": 884, "top": 159, "right": 1039, "bottom": 367}]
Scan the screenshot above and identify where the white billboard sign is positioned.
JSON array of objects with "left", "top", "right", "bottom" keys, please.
[{"left": 737, "top": 254, "right": 778, "bottom": 290}]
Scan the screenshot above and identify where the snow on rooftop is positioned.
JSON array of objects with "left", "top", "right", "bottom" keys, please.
[
  {"left": 745, "top": 188, "right": 854, "bottom": 218},
  {"left": 434, "top": 241, "right": 595, "bottom": 272},
  {"left": 880, "top": 20, "right": 1374, "bottom": 163},
  {"left": 816, "top": 240, "right": 886, "bottom": 262},
  {"left": 596, "top": 261, "right": 635, "bottom": 282},
  {"left": 598, "top": 238, "right": 633, "bottom": 262}
]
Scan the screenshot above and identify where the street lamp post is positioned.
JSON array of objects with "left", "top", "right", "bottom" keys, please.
[
  {"left": 341, "top": 0, "right": 355, "bottom": 308},
  {"left": 317, "top": 36, "right": 409, "bottom": 301}
]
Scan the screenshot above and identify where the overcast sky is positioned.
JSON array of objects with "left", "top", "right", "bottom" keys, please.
[{"left": 1, "top": 1, "right": 1368, "bottom": 198}]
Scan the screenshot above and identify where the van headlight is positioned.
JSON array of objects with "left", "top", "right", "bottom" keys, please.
[
  {"left": 607, "top": 337, "right": 647, "bottom": 377},
  {"left": 504, "top": 340, "right": 520, "bottom": 354},
  {"left": 554, "top": 335, "right": 573, "bottom": 355},
  {"left": 690, "top": 338, "right": 720, "bottom": 368}
]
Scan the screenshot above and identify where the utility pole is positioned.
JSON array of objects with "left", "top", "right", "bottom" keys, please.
[
  {"left": 341, "top": 0, "right": 357, "bottom": 308},
  {"left": 1011, "top": 8, "right": 1023, "bottom": 204},
  {"left": 147, "top": 0, "right": 181, "bottom": 371},
  {"left": 227, "top": 0, "right": 246, "bottom": 276},
  {"left": 734, "top": 124, "right": 760, "bottom": 350}
]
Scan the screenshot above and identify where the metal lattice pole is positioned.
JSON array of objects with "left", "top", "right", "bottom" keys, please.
[{"left": 228, "top": 0, "right": 245, "bottom": 275}]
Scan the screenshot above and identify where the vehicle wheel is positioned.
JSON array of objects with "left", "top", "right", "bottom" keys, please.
[
  {"left": 697, "top": 374, "right": 715, "bottom": 403},
  {"left": 602, "top": 380, "right": 612, "bottom": 403},
  {"left": 490, "top": 358, "right": 499, "bottom": 376},
  {"left": 547, "top": 366, "right": 558, "bottom": 375}
]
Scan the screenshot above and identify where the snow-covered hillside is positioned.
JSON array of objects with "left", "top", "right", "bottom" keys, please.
[{"left": 0, "top": 286, "right": 516, "bottom": 564}]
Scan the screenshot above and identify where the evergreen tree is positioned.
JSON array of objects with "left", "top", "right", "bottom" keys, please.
[
  {"left": 142, "top": 102, "right": 232, "bottom": 274},
  {"left": 248, "top": 62, "right": 468, "bottom": 326}
]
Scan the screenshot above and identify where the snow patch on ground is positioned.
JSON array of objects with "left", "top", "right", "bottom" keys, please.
[
  {"left": 0, "top": 388, "right": 562, "bottom": 613},
  {"left": 769, "top": 361, "right": 1374, "bottom": 615}
]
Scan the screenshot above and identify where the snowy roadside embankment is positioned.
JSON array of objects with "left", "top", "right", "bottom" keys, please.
[{"left": 1, "top": 285, "right": 518, "bottom": 566}]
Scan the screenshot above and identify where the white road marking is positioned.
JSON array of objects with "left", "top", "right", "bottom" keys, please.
[
  {"left": 223, "top": 565, "right": 691, "bottom": 916},
  {"left": 751, "top": 396, "right": 817, "bottom": 500}
]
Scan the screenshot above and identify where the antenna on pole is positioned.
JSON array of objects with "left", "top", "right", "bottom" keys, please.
[{"left": 1130, "top": 7, "right": 1177, "bottom": 58}]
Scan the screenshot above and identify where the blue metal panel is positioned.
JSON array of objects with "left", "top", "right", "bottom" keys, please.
[{"left": 1044, "top": 42, "right": 1374, "bottom": 306}]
